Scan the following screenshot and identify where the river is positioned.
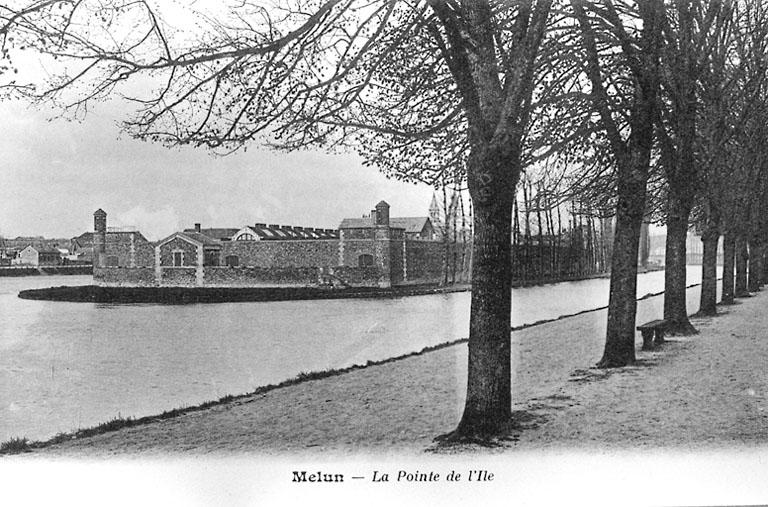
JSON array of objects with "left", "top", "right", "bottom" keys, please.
[{"left": 0, "top": 267, "right": 713, "bottom": 442}]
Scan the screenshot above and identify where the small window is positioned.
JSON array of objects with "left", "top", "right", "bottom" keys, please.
[
  {"left": 106, "top": 255, "right": 119, "bottom": 267},
  {"left": 226, "top": 255, "right": 239, "bottom": 267},
  {"left": 358, "top": 254, "right": 374, "bottom": 268},
  {"left": 204, "top": 250, "right": 220, "bottom": 267},
  {"left": 236, "top": 233, "right": 255, "bottom": 241},
  {"left": 173, "top": 251, "right": 183, "bottom": 267}
]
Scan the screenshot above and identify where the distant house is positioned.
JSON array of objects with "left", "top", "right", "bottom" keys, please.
[
  {"left": 13, "top": 245, "right": 61, "bottom": 266},
  {"left": 70, "top": 232, "right": 94, "bottom": 263},
  {"left": 0, "top": 240, "right": 16, "bottom": 265},
  {"left": 0, "top": 248, "right": 14, "bottom": 266}
]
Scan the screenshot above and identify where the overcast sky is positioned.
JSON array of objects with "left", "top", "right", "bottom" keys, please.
[{"left": 0, "top": 98, "right": 436, "bottom": 241}]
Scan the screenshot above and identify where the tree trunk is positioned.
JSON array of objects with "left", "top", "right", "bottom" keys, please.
[
  {"left": 663, "top": 195, "right": 697, "bottom": 334},
  {"left": 721, "top": 232, "right": 736, "bottom": 304},
  {"left": 735, "top": 234, "right": 749, "bottom": 297},
  {"left": 599, "top": 203, "right": 643, "bottom": 367},
  {"left": 575, "top": 0, "right": 662, "bottom": 368},
  {"left": 452, "top": 152, "right": 517, "bottom": 438},
  {"left": 598, "top": 150, "right": 651, "bottom": 368},
  {"left": 748, "top": 238, "right": 762, "bottom": 292},
  {"left": 698, "top": 231, "right": 719, "bottom": 315},
  {"left": 762, "top": 243, "right": 768, "bottom": 283}
]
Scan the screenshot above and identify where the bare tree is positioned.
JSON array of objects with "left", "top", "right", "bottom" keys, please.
[
  {"left": 694, "top": 1, "right": 768, "bottom": 315},
  {"left": 1, "top": 0, "right": 554, "bottom": 440},
  {"left": 571, "top": 0, "right": 663, "bottom": 367},
  {"left": 655, "top": 0, "right": 734, "bottom": 334}
]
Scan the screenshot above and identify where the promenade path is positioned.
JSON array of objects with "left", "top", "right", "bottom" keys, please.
[{"left": 27, "top": 284, "right": 768, "bottom": 456}]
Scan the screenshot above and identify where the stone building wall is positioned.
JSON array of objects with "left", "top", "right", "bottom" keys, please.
[
  {"left": 134, "top": 236, "right": 155, "bottom": 267},
  {"left": 341, "top": 228, "right": 375, "bottom": 240},
  {"left": 404, "top": 240, "right": 445, "bottom": 284},
  {"left": 389, "top": 240, "right": 404, "bottom": 285},
  {"left": 340, "top": 239, "right": 377, "bottom": 267},
  {"left": 159, "top": 237, "right": 198, "bottom": 267},
  {"left": 103, "top": 234, "right": 132, "bottom": 267},
  {"left": 104, "top": 232, "right": 155, "bottom": 268},
  {"left": 222, "top": 240, "right": 338, "bottom": 268}
]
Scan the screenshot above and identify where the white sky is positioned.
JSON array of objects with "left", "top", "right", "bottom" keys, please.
[{"left": 0, "top": 98, "right": 435, "bottom": 241}]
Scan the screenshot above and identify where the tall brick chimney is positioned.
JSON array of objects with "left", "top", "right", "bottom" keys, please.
[
  {"left": 93, "top": 209, "right": 107, "bottom": 268},
  {"left": 374, "top": 200, "right": 390, "bottom": 226}
]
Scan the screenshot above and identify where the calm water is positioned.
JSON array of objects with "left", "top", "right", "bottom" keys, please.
[{"left": 0, "top": 267, "right": 709, "bottom": 441}]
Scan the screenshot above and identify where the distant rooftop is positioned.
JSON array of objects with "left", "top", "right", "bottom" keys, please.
[
  {"left": 183, "top": 228, "right": 240, "bottom": 241},
  {"left": 244, "top": 224, "right": 339, "bottom": 240},
  {"left": 338, "top": 216, "right": 432, "bottom": 233}
]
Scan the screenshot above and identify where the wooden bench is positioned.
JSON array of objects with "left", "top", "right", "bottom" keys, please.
[{"left": 637, "top": 319, "right": 667, "bottom": 350}]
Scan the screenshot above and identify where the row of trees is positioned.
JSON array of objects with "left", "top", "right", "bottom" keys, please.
[
  {"left": 433, "top": 181, "right": 617, "bottom": 285},
  {"left": 4, "top": 0, "right": 768, "bottom": 441},
  {"left": 511, "top": 185, "right": 615, "bottom": 283}
]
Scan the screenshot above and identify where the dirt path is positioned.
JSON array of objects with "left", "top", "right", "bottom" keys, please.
[{"left": 514, "top": 293, "right": 768, "bottom": 450}]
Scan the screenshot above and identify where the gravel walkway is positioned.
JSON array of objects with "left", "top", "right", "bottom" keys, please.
[{"left": 24, "top": 284, "right": 768, "bottom": 457}]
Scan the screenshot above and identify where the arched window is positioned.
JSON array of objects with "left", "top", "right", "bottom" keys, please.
[
  {"left": 236, "top": 233, "right": 255, "bottom": 241},
  {"left": 358, "top": 254, "right": 374, "bottom": 268},
  {"left": 225, "top": 255, "right": 240, "bottom": 267}
]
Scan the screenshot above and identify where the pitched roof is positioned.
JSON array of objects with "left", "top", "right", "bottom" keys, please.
[
  {"left": 5, "top": 238, "right": 67, "bottom": 250},
  {"left": 26, "top": 245, "right": 61, "bottom": 255},
  {"left": 390, "top": 217, "right": 432, "bottom": 234},
  {"left": 338, "top": 217, "right": 374, "bottom": 229},
  {"left": 339, "top": 216, "right": 431, "bottom": 233},
  {"left": 156, "top": 231, "right": 221, "bottom": 248},
  {"left": 73, "top": 232, "right": 94, "bottom": 243},
  {"left": 183, "top": 228, "right": 240, "bottom": 241},
  {"left": 180, "top": 231, "right": 222, "bottom": 247}
]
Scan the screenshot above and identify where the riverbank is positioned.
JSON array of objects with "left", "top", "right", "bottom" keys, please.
[
  {"left": 0, "top": 266, "right": 91, "bottom": 277},
  {"left": 8, "top": 275, "right": 757, "bottom": 456},
  {"left": 15, "top": 265, "right": 664, "bottom": 304},
  {"left": 18, "top": 282, "right": 471, "bottom": 304}
]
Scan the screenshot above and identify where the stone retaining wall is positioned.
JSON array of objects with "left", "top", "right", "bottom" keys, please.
[
  {"left": 161, "top": 268, "right": 197, "bottom": 286},
  {"left": 331, "top": 266, "right": 383, "bottom": 286},
  {"left": 204, "top": 266, "right": 320, "bottom": 287},
  {"left": 95, "top": 267, "right": 156, "bottom": 286}
]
